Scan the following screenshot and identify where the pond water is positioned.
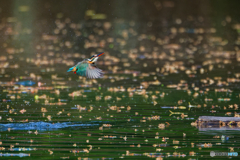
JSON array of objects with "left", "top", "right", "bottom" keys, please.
[{"left": 0, "top": 0, "right": 240, "bottom": 159}]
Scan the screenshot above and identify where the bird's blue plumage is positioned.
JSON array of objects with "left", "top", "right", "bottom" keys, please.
[
  {"left": 75, "top": 61, "right": 88, "bottom": 76},
  {"left": 67, "top": 67, "right": 75, "bottom": 72}
]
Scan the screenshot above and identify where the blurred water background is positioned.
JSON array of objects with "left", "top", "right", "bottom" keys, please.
[{"left": 1, "top": 0, "right": 240, "bottom": 159}]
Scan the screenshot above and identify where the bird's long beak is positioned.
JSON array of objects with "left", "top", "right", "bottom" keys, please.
[{"left": 97, "top": 52, "right": 104, "bottom": 57}]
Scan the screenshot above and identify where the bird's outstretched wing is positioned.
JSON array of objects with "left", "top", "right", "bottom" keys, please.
[
  {"left": 76, "top": 61, "right": 103, "bottom": 78},
  {"left": 86, "top": 64, "right": 103, "bottom": 79}
]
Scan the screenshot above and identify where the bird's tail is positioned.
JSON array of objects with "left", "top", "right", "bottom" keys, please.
[{"left": 67, "top": 67, "right": 75, "bottom": 72}]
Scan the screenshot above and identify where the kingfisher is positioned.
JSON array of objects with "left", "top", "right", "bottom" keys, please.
[{"left": 67, "top": 52, "right": 104, "bottom": 79}]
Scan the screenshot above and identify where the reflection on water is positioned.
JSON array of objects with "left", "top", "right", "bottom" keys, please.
[
  {"left": 0, "top": 121, "right": 100, "bottom": 131},
  {"left": 0, "top": 0, "right": 240, "bottom": 159},
  {"left": 0, "top": 153, "right": 30, "bottom": 158}
]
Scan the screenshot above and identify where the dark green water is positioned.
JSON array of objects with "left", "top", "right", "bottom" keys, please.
[{"left": 1, "top": 0, "right": 240, "bottom": 159}]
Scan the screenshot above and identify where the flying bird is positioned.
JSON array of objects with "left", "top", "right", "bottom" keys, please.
[{"left": 67, "top": 53, "right": 104, "bottom": 79}]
